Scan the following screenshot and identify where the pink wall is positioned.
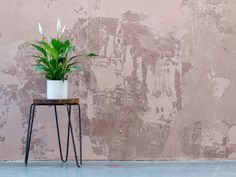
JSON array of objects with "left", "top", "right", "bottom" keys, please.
[{"left": 0, "top": 0, "right": 236, "bottom": 160}]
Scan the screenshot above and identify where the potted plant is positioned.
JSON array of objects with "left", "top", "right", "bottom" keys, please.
[{"left": 31, "top": 19, "right": 97, "bottom": 99}]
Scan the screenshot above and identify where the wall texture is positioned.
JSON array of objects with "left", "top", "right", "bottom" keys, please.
[{"left": 0, "top": 0, "right": 236, "bottom": 160}]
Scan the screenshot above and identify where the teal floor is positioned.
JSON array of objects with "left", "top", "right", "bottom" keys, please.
[{"left": 0, "top": 161, "right": 236, "bottom": 177}]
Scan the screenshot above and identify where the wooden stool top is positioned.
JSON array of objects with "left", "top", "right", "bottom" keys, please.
[{"left": 33, "top": 98, "right": 80, "bottom": 105}]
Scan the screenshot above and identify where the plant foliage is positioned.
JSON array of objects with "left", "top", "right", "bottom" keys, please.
[{"left": 31, "top": 38, "right": 97, "bottom": 80}]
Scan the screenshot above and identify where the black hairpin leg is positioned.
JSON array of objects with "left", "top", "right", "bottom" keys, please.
[
  {"left": 54, "top": 105, "right": 70, "bottom": 162},
  {"left": 67, "top": 105, "right": 81, "bottom": 167},
  {"left": 78, "top": 105, "right": 82, "bottom": 165},
  {"left": 24, "top": 104, "right": 36, "bottom": 165}
]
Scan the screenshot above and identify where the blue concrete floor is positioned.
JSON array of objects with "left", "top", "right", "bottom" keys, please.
[{"left": 0, "top": 161, "right": 236, "bottom": 177}]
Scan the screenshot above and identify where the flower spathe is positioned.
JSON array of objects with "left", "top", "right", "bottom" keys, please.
[
  {"left": 57, "top": 19, "right": 62, "bottom": 33},
  {"left": 62, "top": 26, "right": 66, "bottom": 33},
  {"left": 38, "top": 23, "right": 43, "bottom": 35}
]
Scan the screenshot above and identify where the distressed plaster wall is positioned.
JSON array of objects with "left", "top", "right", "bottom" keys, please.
[{"left": 0, "top": 0, "right": 236, "bottom": 160}]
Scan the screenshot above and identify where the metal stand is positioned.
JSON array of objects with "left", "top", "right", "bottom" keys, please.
[{"left": 24, "top": 103, "right": 82, "bottom": 167}]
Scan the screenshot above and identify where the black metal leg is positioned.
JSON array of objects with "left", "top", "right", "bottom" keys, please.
[
  {"left": 78, "top": 105, "right": 82, "bottom": 165},
  {"left": 54, "top": 105, "right": 70, "bottom": 162},
  {"left": 67, "top": 105, "right": 81, "bottom": 167},
  {"left": 24, "top": 104, "right": 36, "bottom": 165},
  {"left": 24, "top": 104, "right": 33, "bottom": 165}
]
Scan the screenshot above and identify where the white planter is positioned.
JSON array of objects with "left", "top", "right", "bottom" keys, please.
[{"left": 47, "top": 80, "right": 68, "bottom": 99}]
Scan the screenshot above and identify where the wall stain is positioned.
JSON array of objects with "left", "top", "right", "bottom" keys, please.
[
  {"left": 179, "top": 121, "right": 202, "bottom": 158},
  {"left": 64, "top": 11, "right": 186, "bottom": 159}
]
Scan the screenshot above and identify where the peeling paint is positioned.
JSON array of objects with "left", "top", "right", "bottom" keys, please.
[{"left": 211, "top": 77, "right": 230, "bottom": 99}]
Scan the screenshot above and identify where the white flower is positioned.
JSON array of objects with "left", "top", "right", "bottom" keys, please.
[
  {"left": 62, "top": 26, "right": 66, "bottom": 33},
  {"left": 38, "top": 23, "right": 43, "bottom": 35},
  {"left": 57, "top": 19, "right": 62, "bottom": 33}
]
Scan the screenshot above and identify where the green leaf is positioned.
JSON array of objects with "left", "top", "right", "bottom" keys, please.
[
  {"left": 31, "top": 44, "right": 47, "bottom": 57},
  {"left": 63, "top": 41, "right": 72, "bottom": 54},
  {"left": 51, "top": 38, "right": 63, "bottom": 51},
  {"left": 86, "top": 53, "right": 98, "bottom": 57},
  {"left": 58, "top": 57, "right": 66, "bottom": 64},
  {"left": 49, "top": 59, "right": 57, "bottom": 69},
  {"left": 38, "top": 59, "right": 50, "bottom": 67},
  {"left": 67, "top": 61, "right": 77, "bottom": 68},
  {"left": 70, "top": 65, "right": 82, "bottom": 71},
  {"left": 32, "top": 55, "right": 50, "bottom": 66},
  {"left": 32, "top": 55, "right": 46, "bottom": 61},
  {"left": 63, "top": 40, "right": 70, "bottom": 48},
  {"left": 67, "top": 55, "right": 79, "bottom": 63},
  {"left": 34, "top": 64, "right": 45, "bottom": 71},
  {"left": 67, "top": 46, "right": 75, "bottom": 52},
  {"left": 59, "top": 53, "right": 66, "bottom": 58},
  {"left": 40, "top": 41, "right": 59, "bottom": 59}
]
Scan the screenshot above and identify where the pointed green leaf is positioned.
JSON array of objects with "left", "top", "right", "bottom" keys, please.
[
  {"left": 31, "top": 44, "right": 47, "bottom": 57},
  {"left": 64, "top": 40, "right": 70, "bottom": 48},
  {"left": 67, "top": 61, "right": 77, "bottom": 68},
  {"left": 40, "top": 41, "right": 59, "bottom": 59},
  {"left": 51, "top": 38, "right": 63, "bottom": 51},
  {"left": 67, "top": 55, "right": 79, "bottom": 63},
  {"left": 86, "top": 53, "right": 98, "bottom": 57},
  {"left": 34, "top": 64, "right": 45, "bottom": 71},
  {"left": 70, "top": 65, "right": 82, "bottom": 71}
]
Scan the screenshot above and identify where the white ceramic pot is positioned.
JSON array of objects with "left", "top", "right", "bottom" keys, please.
[{"left": 47, "top": 80, "right": 68, "bottom": 99}]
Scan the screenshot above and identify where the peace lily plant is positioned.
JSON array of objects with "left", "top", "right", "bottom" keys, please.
[{"left": 32, "top": 19, "right": 97, "bottom": 99}]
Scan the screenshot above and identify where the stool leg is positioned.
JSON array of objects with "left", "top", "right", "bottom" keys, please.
[
  {"left": 78, "top": 104, "right": 82, "bottom": 165},
  {"left": 24, "top": 104, "right": 36, "bottom": 165},
  {"left": 24, "top": 104, "right": 33, "bottom": 165},
  {"left": 54, "top": 105, "right": 70, "bottom": 162},
  {"left": 66, "top": 105, "right": 81, "bottom": 167}
]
